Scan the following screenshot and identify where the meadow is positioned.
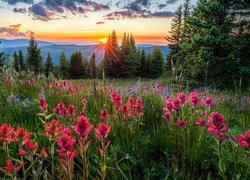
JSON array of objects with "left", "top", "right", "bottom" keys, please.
[{"left": 0, "top": 71, "right": 249, "bottom": 180}]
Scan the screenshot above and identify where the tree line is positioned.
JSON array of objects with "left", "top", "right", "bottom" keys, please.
[
  {"left": 1, "top": 33, "right": 165, "bottom": 79},
  {"left": 166, "top": 0, "right": 250, "bottom": 88}
]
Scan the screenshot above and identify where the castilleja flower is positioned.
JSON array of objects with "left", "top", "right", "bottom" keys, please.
[
  {"left": 82, "top": 98, "right": 88, "bottom": 105},
  {"left": 73, "top": 115, "right": 93, "bottom": 139},
  {"left": 175, "top": 120, "right": 186, "bottom": 128},
  {"left": 163, "top": 112, "right": 171, "bottom": 121},
  {"left": 94, "top": 123, "right": 111, "bottom": 141},
  {"left": 110, "top": 92, "right": 123, "bottom": 109},
  {"left": 0, "top": 160, "right": 25, "bottom": 176},
  {"left": 188, "top": 92, "right": 201, "bottom": 107},
  {"left": 14, "top": 128, "right": 32, "bottom": 142},
  {"left": 17, "top": 139, "right": 38, "bottom": 156},
  {"left": 203, "top": 97, "right": 216, "bottom": 107},
  {"left": 0, "top": 123, "right": 15, "bottom": 144},
  {"left": 195, "top": 118, "right": 207, "bottom": 126},
  {"left": 173, "top": 98, "right": 182, "bottom": 111},
  {"left": 232, "top": 130, "right": 250, "bottom": 149},
  {"left": 53, "top": 102, "right": 68, "bottom": 117},
  {"left": 207, "top": 112, "right": 228, "bottom": 140},
  {"left": 99, "top": 109, "right": 110, "bottom": 120},
  {"left": 38, "top": 98, "right": 48, "bottom": 113},
  {"left": 163, "top": 98, "right": 174, "bottom": 112},
  {"left": 57, "top": 134, "right": 76, "bottom": 161},
  {"left": 41, "top": 120, "right": 63, "bottom": 141},
  {"left": 67, "top": 105, "right": 75, "bottom": 116},
  {"left": 178, "top": 93, "right": 186, "bottom": 104}
]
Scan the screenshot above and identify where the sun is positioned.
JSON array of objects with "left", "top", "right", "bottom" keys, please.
[{"left": 99, "top": 38, "right": 107, "bottom": 44}]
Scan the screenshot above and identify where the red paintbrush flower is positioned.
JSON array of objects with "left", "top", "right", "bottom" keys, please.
[
  {"left": 0, "top": 123, "right": 15, "bottom": 144},
  {"left": 175, "top": 120, "right": 186, "bottom": 128},
  {"left": 14, "top": 128, "right": 32, "bottom": 142},
  {"left": 99, "top": 109, "right": 110, "bottom": 120},
  {"left": 73, "top": 115, "right": 93, "bottom": 139},
  {"left": 0, "top": 160, "right": 25, "bottom": 176},
  {"left": 41, "top": 120, "right": 63, "bottom": 141},
  {"left": 195, "top": 118, "right": 207, "bottom": 126},
  {"left": 232, "top": 130, "right": 250, "bottom": 149},
  {"left": 67, "top": 105, "right": 75, "bottom": 116},
  {"left": 38, "top": 98, "right": 48, "bottom": 113},
  {"left": 94, "top": 123, "right": 111, "bottom": 141}
]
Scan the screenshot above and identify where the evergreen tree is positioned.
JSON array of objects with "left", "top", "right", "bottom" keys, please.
[
  {"left": 26, "top": 35, "right": 42, "bottom": 74},
  {"left": 182, "top": 0, "right": 191, "bottom": 41},
  {"left": 165, "top": 6, "right": 183, "bottom": 74},
  {"left": 45, "top": 52, "right": 53, "bottom": 77},
  {"left": 18, "top": 50, "right": 25, "bottom": 71},
  {"left": 145, "top": 52, "right": 152, "bottom": 77},
  {"left": 139, "top": 48, "right": 146, "bottom": 76},
  {"left": 69, "top": 51, "right": 83, "bottom": 79},
  {"left": 13, "top": 52, "right": 19, "bottom": 72},
  {"left": 150, "top": 47, "right": 164, "bottom": 78},
  {"left": 82, "top": 57, "right": 90, "bottom": 78},
  {"left": 89, "top": 52, "right": 97, "bottom": 78},
  {"left": 59, "top": 52, "right": 69, "bottom": 79},
  {"left": 0, "top": 41, "right": 4, "bottom": 67}
]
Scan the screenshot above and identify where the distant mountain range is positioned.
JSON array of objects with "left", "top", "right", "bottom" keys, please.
[{"left": 0, "top": 39, "right": 169, "bottom": 65}]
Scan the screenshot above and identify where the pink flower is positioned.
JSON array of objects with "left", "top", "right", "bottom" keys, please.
[
  {"left": 73, "top": 115, "right": 93, "bottom": 139},
  {"left": 178, "top": 93, "right": 186, "bottom": 104},
  {"left": 0, "top": 160, "right": 25, "bottom": 176},
  {"left": 94, "top": 123, "right": 111, "bottom": 141},
  {"left": 207, "top": 112, "right": 228, "bottom": 140},
  {"left": 175, "top": 120, "right": 186, "bottom": 128},
  {"left": 173, "top": 98, "right": 182, "bottom": 110},
  {"left": 67, "top": 105, "right": 75, "bottom": 116},
  {"left": 41, "top": 120, "right": 63, "bottom": 141},
  {"left": 232, "top": 130, "right": 250, "bottom": 148},
  {"left": 0, "top": 123, "right": 15, "bottom": 144},
  {"left": 163, "top": 98, "right": 174, "bottom": 112},
  {"left": 57, "top": 134, "right": 76, "bottom": 161},
  {"left": 14, "top": 128, "right": 32, "bottom": 142},
  {"left": 195, "top": 118, "right": 207, "bottom": 126},
  {"left": 163, "top": 113, "right": 171, "bottom": 121},
  {"left": 203, "top": 97, "right": 216, "bottom": 106},
  {"left": 82, "top": 98, "right": 88, "bottom": 105},
  {"left": 188, "top": 92, "right": 201, "bottom": 107},
  {"left": 99, "top": 109, "right": 110, "bottom": 120},
  {"left": 120, "top": 105, "right": 130, "bottom": 117},
  {"left": 38, "top": 98, "right": 48, "bottom": 113}
]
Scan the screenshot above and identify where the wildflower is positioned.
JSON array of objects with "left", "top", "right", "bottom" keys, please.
[
  {"left": 175, "top": 120, "right": 186, "bottom": 128},
  {"left": 14, "top": 128, "right": 32, "bottom": 142},
  {"left": 99, "top": 109, "right": 110, "bottom": 120},
  {"left": 173, "top": 98, "right": 182, "bottom": 110},
  {"left": 178, "top": 93, "right": 186, "bottom": 104},
  {"left": 53, "top": 102, "right": 67, "bottom": 116},
  {"left": 0, "top": 123, "right": 15, "bottom": 144},
  {"left": 82, "top": 98, "right": 88, "bottom": 105},
  {"left": 195, "top": 118, "right": 207, "bottom": 126},
  {"left": 38, "top": 98, "right": 48, "bottom": 113},
  {"left": 41, "top": 120, "right": 63, "bottom": 141},
  {"left": 40, "top": 147, "right": 49, "bottom": 158},
  {"left": 13, "top": 95, "right": 20, "bottom": 104},
  {"left": 120, "top": 104, "right": 130, "bottom": 117},
  {"left": 203, "top": 97, "right": 216, "bottom": 107},
  {"left": 0, "top": 160, "right": 25, "bottom": 177},
  {"left": 57, "top": 134, "right": 76, "bottom": 160},
  {"left": 163, "top": 98, "right": 174, "bottom": 112},
  {"left": 94, "top": 123, "right": 111, "bottom": 141},
  {"left": 73, "top": 115, "right": 93, "bottom": 139},
  {"left": 232, "top": 130, "right": 250, "bottom": 149},
  {"left": 67, "top": 105, "right": 75, "bottom": 116},
  {"left": 188, "top": 92, "right": 201, "bottom": 107},
  {"left": 207, "top": 112, "right": 228, "bottom": 140},
  {"left": 162, "top": 90, "right": 169, "bottom": 99},
  {"left": 6, "top": 95, "right": 13, "bottom": 104},
  {"left": 163, "top": 112, "right": 171, "bottom": 121},
  {"left": 23, "top": 99, "right": 31, "bottom": 107}
]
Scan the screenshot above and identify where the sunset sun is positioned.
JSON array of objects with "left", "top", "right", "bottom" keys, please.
[{"left": 99, "top": 38, "right": 107, "bottom": 44}]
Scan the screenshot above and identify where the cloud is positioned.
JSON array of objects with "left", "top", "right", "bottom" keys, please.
[
  {"left": 96, "top": 21, "right": 104, "bottom": 25},
  {"left": 104, "top": 10, "right": 174, "bottom": 20},
  {"left": 0, "top": 24, "right": 29, "bottom": 38},
  {"left": 13, "top": 7, "right": 26, "bottom": 13},
  {"left": 158, "top": 4, "right": 167, "bottom": 9},
  {"left": 2, "top": 0, "right": 33, "bottom": 5},
  {"left": 166, "top": 0, "right": 179, "bottom": 4},
  {"left": 26, "top": 0, "right": 110, "bottom": 21}
]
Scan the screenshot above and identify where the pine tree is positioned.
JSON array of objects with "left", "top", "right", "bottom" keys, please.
[
  {"left": 165, "top": 6, "right": 183, "bottom": 74},
  {"left": 150, "top": 47, "right": 164, "bottom": 78},
  {"left": 45, "top": 52, "right": 53, "bottom": 77},
  {"left": 59, "top": 52, "right": 69, "bottom": 79},
  {"left": 69, "top": 51, "right": 83, "bottom": 79},
  {"left": 0, "top": 41, "right": 4, "bottom": 67},
  {"left": 18, "top": 50, "right": 25, "bottom": 71},
  {"left": 145, "top": 52, "right": 152, "bottom": 77},
  {"left": 13, "top": 52, "right": 19, "bottom": 72},
  {"left": 139, "top": 48, "right": 146, "bottom": 76},
  {"left": 90, "top": 53, "right": 97, "bottom": 78},
  {"left": 182, "top": 0, "right": 191, "bottom": 41},
  {"left": 82, "top": 57, "right": 90, "bottom": 78},
  {"left": 26, "top": 35, "right": 42, "bottom": 74}
]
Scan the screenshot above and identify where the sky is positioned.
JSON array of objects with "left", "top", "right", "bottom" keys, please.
[{"left": 0, "top": 0, "right": 197, "bottom": 45}]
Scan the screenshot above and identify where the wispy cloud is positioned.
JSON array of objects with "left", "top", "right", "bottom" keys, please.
[{"left": 0, "top": 24, "right": 32, "bottom": 38}]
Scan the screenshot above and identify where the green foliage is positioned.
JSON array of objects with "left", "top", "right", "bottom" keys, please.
[
  {"left": 69, "top": 51, "right": 84, "bottom": 79},
  {"left": 59, "top": 52, "right": 69, "bottom": 79},
  {"left": 44, "top": 52, "right": 53, "bottom": 77},
  {"left": 149, "top": 47, "right": 164, "bottom": 78},
  {"left": 18, "top": 50, "right": 25, "bottom": 71},
  {"left": 89, "top": 53, "right": 97, "bottom": 78},
  {"left": 26, "top": 35, "right": 42, "bottom": 75}
]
